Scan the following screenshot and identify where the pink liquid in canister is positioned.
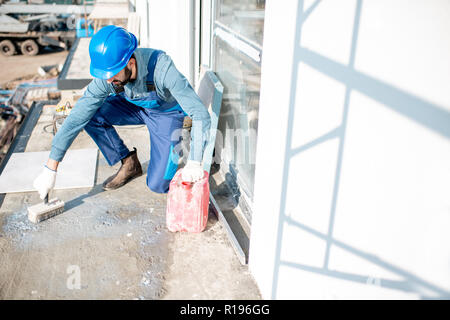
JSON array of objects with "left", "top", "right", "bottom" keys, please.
[{"left": 166, "top": 169, "right": 210, "bottom": 233}]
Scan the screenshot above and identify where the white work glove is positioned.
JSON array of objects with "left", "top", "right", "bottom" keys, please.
[
  {"left": 33, "top": 166, "right": 57, "bottom": 200},
  {"left": 181, "top": 160, "right": 204, "bottom": 183}
]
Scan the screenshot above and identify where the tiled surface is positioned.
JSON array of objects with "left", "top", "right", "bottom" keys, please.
[{"left": 0, "top": 148, "right": 98, "bottom": 193}]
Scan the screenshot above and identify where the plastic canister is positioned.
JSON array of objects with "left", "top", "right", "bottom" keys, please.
[{"left": 166, "top": 169, "right": 210, "bottom": 233}]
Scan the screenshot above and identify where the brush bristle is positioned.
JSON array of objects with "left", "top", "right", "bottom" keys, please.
[{"left": 28, "top": 198, "right": 65, "bottom": 223}]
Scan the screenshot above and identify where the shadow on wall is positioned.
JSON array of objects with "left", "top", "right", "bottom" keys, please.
[{"left": 270, "top": 0, "right": 450, "bottom": 299}]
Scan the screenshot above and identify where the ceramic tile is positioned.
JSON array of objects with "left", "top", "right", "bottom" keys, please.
[{"left": 0, "top": 148, "right": 98, "bottom": 193}]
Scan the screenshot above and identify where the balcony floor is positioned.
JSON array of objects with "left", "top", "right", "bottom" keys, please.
[{"left": 0, "top": 105, "right": 261, "bottom": 299}]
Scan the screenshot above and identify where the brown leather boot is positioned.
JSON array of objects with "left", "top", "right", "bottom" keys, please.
[{"left": 103, "top": 148, "right": 143, "bottom": 190}]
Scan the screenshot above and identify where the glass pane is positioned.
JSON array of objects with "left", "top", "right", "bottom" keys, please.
[
  {"left": 214, "top": 36, "right": 260, "bottom": 198},
  {"left": 216, "top": 0, "right": 265, "bottom": 45}
]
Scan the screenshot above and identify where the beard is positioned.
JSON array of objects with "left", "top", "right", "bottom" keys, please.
[{"left": 112, "top": 65, "right": 132, "bottom": 91}]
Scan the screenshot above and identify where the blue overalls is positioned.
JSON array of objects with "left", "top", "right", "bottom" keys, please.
[{"left": 84, "top": 50, "right": 186, "bottom": 193}]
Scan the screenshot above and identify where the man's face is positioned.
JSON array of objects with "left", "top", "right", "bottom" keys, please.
[{"left": 106, "top": 63, "right": 132, "bottom": 87}]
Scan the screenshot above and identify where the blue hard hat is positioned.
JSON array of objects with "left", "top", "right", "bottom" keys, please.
[{"left": 89, "top": 25, "right": 137, "bottom": 79}]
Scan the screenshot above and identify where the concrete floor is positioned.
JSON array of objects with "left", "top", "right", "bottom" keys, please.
[{"left": 0, "top": 105, "right": 261, "bottom": 299}]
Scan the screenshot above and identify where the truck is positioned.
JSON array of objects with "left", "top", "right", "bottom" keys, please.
[
  {"left": 0, "top": 13, "right": 77, "bottom": 56},
  {"left": 0, "top": 2, "right": 93, "bottom": 56}
]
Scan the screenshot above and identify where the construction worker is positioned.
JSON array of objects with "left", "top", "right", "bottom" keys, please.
[{"left": 33, "top": 25, "right": 210, "bottom": 198}]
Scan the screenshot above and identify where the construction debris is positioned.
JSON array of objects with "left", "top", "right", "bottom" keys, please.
[
  {"left": 37, "top": 64, "right": 62, "bottom": 77},
  {"left": 0, "top": 77, "right": 61, "bottom": 165},
  {"left": 25, "top": 87, "right": 49, "bottom": 105},
  {"left": 2, "top": 61, "right": 63, "bottom": 90},
  {"left": 0, "top": 117, "right": 21, "bottom": 159}
]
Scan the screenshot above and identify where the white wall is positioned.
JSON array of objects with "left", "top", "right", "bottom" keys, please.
[
  {"left": 250, "top": 0, "right": 450, "bottom": 299},
  {"left": 135, "top": 0, "right": 195, "bottom": 84},
  {"left": 135, "top": 0, "right": 149, "bottom": 47}
]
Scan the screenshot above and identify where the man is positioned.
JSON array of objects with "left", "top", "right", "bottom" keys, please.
[{"left": 33, "top": 25, "right": 210, "bottom": 199}]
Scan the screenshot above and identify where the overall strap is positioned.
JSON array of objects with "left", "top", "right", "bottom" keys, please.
[{"left": 146, "top": 49, "right": 164, "bottom": 90}]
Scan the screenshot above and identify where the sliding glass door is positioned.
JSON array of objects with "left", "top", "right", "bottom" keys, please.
[{"left": 210, "top": 0, "right": 265, "bottom": 203}]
